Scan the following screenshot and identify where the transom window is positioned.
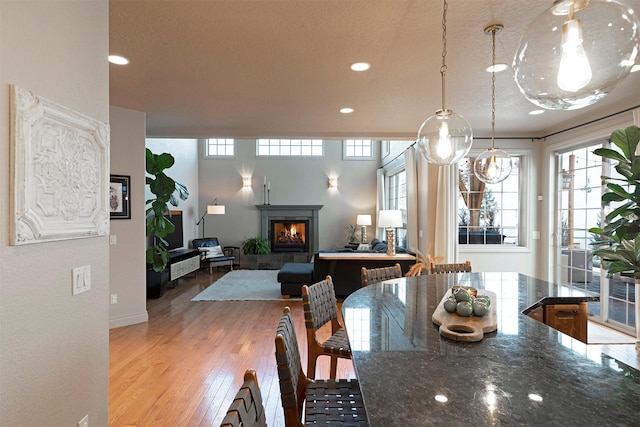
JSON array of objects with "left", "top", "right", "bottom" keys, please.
[
  {"left": 344, "top": 140, "right": 373, "bottom": 159},
  {"left": 257, "top": 139, "right": 323, "bottom": 156},
  {"left": 458, "top": 156, "right": 521, "bottom": 245},
  {"left": 205, "top": 138, "right": 234, "bottom": 157}
]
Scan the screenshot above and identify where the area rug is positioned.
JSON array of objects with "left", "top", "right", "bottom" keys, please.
[{"left": 192, "top": 269, "right": 295, "bottom": 301}]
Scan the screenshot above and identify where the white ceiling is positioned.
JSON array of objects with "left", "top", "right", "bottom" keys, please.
[{"left": 109, "top": 0, "right": 640, "bottom": 140}]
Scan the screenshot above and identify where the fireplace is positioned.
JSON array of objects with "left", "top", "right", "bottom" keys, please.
[
  {"left": 256, "top": 205, "right": 323, "bottom": 256},
  {"left": 270, "top": 220, "right": 308, "bottom": 252}
]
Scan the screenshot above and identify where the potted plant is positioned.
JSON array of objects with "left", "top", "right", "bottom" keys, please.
[
  {"left": 242, "top": 236, "right": 270, "bottom": 269},
  {"left": 145, "top": 148, "right": 189, "bottom": 297},
  {"left": 345, "top": 224, "right": 360, "bottom": 244},
  {"left": 588, "top": 124, "right": 640, "bottom": 347},
  {"left": 242, "top": 236, "right": 270, "bottom": 255}
]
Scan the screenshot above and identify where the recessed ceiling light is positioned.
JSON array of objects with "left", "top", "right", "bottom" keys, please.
[
  {"left": 340, "top": 108, "right": 354, "bottom": 114},
  {"left": 350, "top": 62, "right": 371, "bottom": 72},
  {"left": 108, "top": 55, "right": 130, "bottom": 65},
  {"left": 485, "top": 63, "right": 508, "bottom": 73},
  {"left": 529, "top": 109, "right": 545, "bottom": 115}
]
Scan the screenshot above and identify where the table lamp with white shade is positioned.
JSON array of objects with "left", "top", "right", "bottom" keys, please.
[
  {"left": 377, "top": 210, "right": 403, "bottom": 256},
  {"left": 356, "top": 214, "right": 372, "bottom": 244}
]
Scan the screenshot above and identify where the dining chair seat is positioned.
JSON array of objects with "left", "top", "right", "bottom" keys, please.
[
  {"left": 275, "top": 307, "right": 369, "bottom": 426},
  {"left": 360, "top": 263, "right": 402, "bottom": 287},
  {"left": 302, "top": 276, "right": 352, "bottom": 379}
]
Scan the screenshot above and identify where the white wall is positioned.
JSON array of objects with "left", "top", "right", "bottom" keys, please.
[
  {"left": 197, "top": 140, "right": 379, "bottom": 260},
  {"left": 109, "top": 106, "right": 148, "bottom": 328},
  {"left": 146, "top": 138, "right": 200, "bottom": 249},
  {"left": 0, "top": 1, "right": 110, "bottom": 425}
]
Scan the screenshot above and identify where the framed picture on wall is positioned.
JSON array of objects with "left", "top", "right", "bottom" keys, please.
[{"left": 109, "top": 175, "right": 131, "bottom": 219}]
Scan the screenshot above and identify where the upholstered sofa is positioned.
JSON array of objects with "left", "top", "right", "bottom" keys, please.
[{"left": 312, "top": 240, "right": 416, "bottom": 297}]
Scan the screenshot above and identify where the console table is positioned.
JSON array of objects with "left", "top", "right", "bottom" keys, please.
[{"left": 168, "top": 248, "right": 200, "bottom": 281}]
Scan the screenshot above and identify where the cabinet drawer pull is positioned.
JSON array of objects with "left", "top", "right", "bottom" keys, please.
[{"left": 557, "top": 310, "right": 578, "bottom": 314}]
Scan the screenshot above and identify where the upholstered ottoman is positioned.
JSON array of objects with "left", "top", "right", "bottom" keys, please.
[{"left": 277, "top": 263, "right": 314, "bottom": 298}]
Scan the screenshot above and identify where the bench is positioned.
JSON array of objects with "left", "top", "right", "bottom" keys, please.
[{"left": 277, "top": 263, "right": 315, "bottom": 298}]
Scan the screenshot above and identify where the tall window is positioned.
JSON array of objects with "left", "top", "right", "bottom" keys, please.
[
  {"left": 387, "top": 170, "right": 407, "bottom": 249},
  {"left": 205, "top": 138, "right": 234, "bottom": 157},
  {"left": 458, "top": 156, "right": 521, "bottom": 245},
  {"left": 257, "top": 139, "right": 323, "bottom": 156}
]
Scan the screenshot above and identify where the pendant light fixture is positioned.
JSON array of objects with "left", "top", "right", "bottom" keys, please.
[
  {"left": 417, "top": 0, "right": 472, "bottom": 165},
  {"left": 513, "top": 0, "right": 640, "bottom": 111},
  {"left": 474, "top": 24, "right": 512, "bottom": 185}
]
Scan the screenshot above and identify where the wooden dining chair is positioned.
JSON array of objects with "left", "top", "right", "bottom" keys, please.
[
  {"left": 275, "top": 307, "right": 369, "bottom": 427},
  {"left": 220, "top": 369, "right": 267, "bottom": 427},
  {"left": 301, "top": 276, "right": 351, "bottom": 379},
  {"left": 429, "top": 260, "right": 472, "bottom": 274},
  {"left": 361, "top": 263, "right": 402, "bottom": 287}
]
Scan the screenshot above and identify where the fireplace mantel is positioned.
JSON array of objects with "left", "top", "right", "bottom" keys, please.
[{"left": 256, "top": 205, "right": 323, "bottom": 254}]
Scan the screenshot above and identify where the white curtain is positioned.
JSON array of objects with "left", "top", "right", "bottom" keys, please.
[
  {"left": 434, "top": 165, "right": 457, "bottom": 262},
  {"left": 376, "top": 168, "right": 386, "bottom": 240},
  {"left": 405, "top": 147, "right": 419, "bottom": 252}
]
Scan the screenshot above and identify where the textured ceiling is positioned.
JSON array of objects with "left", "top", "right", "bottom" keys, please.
[{"left": 109, "top": 0, "right": 640, "bottom": 139}]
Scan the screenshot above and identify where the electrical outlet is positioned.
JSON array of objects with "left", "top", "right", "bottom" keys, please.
[
  {"left": 72, "top": 265, "right": 91, "bottom": 295},
  {"left": 532, "top": 231, "right": 541, "bottom": 240},
  {"left": 110, "top": 294, "right": 118, "bottom": 304},
  {"left": 78, "top": 414, "right": 88, "bottom": 427},
  {"left": 110, "top": 235, "right": 117, "bottom": 245}
]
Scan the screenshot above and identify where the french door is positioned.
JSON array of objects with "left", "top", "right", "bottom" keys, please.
[{"left": 556, "top": 143, "right": 637, "bottom": 335}]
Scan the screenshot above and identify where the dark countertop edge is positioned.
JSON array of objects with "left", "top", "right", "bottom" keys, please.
[{"left": 521, "top": 295, "right": 600, "bottom": 314}]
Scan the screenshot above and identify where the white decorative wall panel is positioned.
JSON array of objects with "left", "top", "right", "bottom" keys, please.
[{"left": 10, "top": 85, "right": 110, "bottom": 245}]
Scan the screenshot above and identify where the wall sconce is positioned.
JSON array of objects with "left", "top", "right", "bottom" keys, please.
[
  {"left": 356, "top": 214, "right": 372, "bottom": 243},
  {"left": 328, "top": 177, "right": 338, "bottom": 188},
  {"left": 242, "top": 177, "right": 252, "bottom": 188},
  {"left": 378, "top": 210, "right": 403, "bottom": 256}
]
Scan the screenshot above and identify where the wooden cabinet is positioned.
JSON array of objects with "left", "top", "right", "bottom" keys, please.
[{"left": 544, "top": 303, "right": 588, "bottom": 343}]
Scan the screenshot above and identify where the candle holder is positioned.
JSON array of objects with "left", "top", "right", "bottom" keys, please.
[
  {"left": 263, "top": 184, "right": 267, "bottom": 205},
  {"left": 267, "top": 188, "right": 271, "bottom": 205}
]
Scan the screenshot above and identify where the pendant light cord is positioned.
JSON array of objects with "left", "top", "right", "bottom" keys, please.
[
  {"left": 491, "top": 27, "right": 496, "bottom": 150},
  {"left": 440, "top": 0, "right": 448, "bottom": 111}
]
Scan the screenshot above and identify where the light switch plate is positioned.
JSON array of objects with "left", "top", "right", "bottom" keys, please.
[{"left": 72, "top": 265, "right": 91, "bottom": 295}]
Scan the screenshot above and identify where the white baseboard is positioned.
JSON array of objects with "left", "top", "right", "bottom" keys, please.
[{"left": 109, "top": 311, "right": 148, "bottom": 329}]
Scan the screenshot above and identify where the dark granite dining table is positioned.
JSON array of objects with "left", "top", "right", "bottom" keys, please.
[{"left": 341, "top": 272, "right": 640, "bottom": 426}]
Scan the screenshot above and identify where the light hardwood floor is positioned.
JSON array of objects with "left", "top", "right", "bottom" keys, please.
[{"left": 109, "top": 269, "right": 355, "bottom": 427}]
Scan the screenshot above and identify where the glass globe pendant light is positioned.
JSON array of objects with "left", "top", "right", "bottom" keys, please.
[
  {"left": 513, "top": 0, "right": 640, "bottom": 111},
  {"left": 474, "top": 24, "right": 512, "bottom": 185},
  {"left": 417, "top": 0, "right": 473, "bottom": 165}
]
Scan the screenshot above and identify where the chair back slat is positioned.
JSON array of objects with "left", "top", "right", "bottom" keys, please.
[
  {"left": 430, "top": 260, "right": 472, "bottom": 274},
  {"left": 302, "top": 277, "right": 338, "bottom": 331},
  {"left": 275, "top": 307, "right": 306, "bottom": 426},
  {"left": 220, "top": 369, "right": 267, "bottom": 427},
  {"left": 361, "top": 263, "right": 402, "bottom": 287}
]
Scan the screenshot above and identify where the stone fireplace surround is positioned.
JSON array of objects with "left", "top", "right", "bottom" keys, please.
[{"left": 253, "top": 204, "right": 322, "bottom": 269}]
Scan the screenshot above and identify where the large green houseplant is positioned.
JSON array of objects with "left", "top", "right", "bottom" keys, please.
[
  {"left": 588, "top": 125, "right": 640, "bottom": 346},
  {"left": 146, "top": 148, "right": 189, "bottom": 273}
]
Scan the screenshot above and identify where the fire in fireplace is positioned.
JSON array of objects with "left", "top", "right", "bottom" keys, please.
[{"left": 270, "top": 220, "right": 308, "bottom": 252}]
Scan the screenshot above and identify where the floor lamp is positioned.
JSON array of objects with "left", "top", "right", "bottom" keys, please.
[
  {"left": 378, "top": 210, "right": 403, "bottom": 256},
  {"left": 196, "top": 198, "right": 225, "bottom": 238}
]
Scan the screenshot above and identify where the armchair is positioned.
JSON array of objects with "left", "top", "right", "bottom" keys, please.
[{"left": 192, "top": 237, "right": 236, "bottom": 274}]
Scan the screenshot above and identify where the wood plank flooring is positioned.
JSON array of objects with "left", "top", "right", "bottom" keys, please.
[{"left": 109, "top": 269, "right": 355, "bottom": 427}]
